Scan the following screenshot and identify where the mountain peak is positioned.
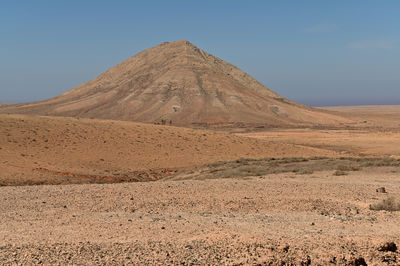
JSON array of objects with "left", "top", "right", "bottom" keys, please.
[
  {"left": 159, "top": 40, "right": 195, "bottom": 47},
  {"left": 0, "top": 41, "right": 350, "bottom": 128},
  {"left": 161, "top": 40, "right": 192, "bottom": 45},
  {"left": 146, "top": 40, "right": 204, "bottom": 59}
]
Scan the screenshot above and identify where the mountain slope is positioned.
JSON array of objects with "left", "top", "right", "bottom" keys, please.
[
  {"left": 0, "top": 40, "right": 350, "bottom": 127},
  {"left": 0, "top": 102, "right": 11, "bottom": 107}
]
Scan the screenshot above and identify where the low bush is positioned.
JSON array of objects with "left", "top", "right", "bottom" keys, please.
[
  {"left": 333, "top": 170, "right": 348, "bottom": 176},
  {"left": 370, "top": 197, "right": 400, "bottom": 211}
]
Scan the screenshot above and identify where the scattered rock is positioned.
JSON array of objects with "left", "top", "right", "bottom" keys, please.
[
  {"left": 282, "top": 245, "right": 290, "bottom": 253},
  {"left": 381, "top": 253, "right": 397, "bottom": 263},
  {"left": 302, "top": 255, "right": 311, "bottom": 265},
  {"left": 378, "top": 242, "right": 397, "bottom": 252},
  {"left": 352, "top": 256, "right": 367, "bottom": 266},
  {"left": 376, "top": 187, "right": 386, "bottom": 193}
]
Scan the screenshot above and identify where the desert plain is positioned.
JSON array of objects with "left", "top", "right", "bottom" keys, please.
[
  {"left": 0, "top": 106, "right": 399, "bottom": 265},
  {"left": 1, "top": 41, "right": 400, "bottom": 265}
]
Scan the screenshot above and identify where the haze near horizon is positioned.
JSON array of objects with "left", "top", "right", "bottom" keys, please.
[{"left": 1, "top": 1, "right": 399, "bottom": 106}]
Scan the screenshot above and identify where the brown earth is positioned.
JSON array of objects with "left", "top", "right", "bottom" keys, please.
[
  {"left": 240, "top": 105, "right": 400, "bottom": 159},
  {"left": 0, "top": 40, "right": 351, "bottom": 128},
  {"left": 0, "top": 102, "right": 11, "bottom": 107},
  {"left": 1, "top": 109, "right": 400, "bottom": 264},
  {"left": 320, "top": 105, "right": 400, "bottom": 129},
  {"left": 1, "top": 167, "right": 399, "bottom": 265},
  {"left": 241, "top": 128, "right": 400, "bottom": 158},
  {"left": 0, "top": 114, "right": 337, "bottom": 186},
  {"left": 1, "top": 99, "right": 400, "bottom": 264}
]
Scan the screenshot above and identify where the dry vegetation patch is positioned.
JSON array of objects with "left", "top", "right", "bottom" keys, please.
[
  {"left": 167, "top": 157, "right": 400, "bottom": 181},
  {"left": 370, "top": 197, "right": 400, "bottom": 212}
]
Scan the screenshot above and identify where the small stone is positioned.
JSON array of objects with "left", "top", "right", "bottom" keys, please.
[
  {"left": 353, "top": 257, "right": 367, "bottom": 266},
  {"left": 282, "top": 245, "right": 290, "bottom": 252},
  {"left": 378, "top": 242, "right": 397, "bottom": 252},
  {"left": 376, "top": 187, "right": 386, "bottom": 193}
]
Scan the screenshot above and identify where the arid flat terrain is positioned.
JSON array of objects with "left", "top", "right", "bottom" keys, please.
[
  {"left": 1, "top": 39, "right": 400, "bottom": 265},
  {"left": 241, "top": 128, "right": 400, "bottom": 158},
  {"left": 1, "top": 166, "right": 399, "bottom": 264},
  {"left": 321, "top": 105, "right": 400, "bottom": 129},
  {"left": 241, "top": 105, "right": 400, "bottom": 159},
  {"left": 1, "top": 107, "right": 400, "bottom": 264}
]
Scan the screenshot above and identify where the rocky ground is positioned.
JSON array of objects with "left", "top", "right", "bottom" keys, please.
[
  {"left": 1, "top": 167, "right": 399, "bottom": 265},
  {"left": 2, "top": 107, "right": 400, "bottom": 264}
]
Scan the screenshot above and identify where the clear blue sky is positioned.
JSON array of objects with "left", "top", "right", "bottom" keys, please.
[{"left": 1, "top": 0, "right": 399, "bottom": 106}]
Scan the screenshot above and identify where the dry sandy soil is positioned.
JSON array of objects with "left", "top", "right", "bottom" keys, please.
[
  {"left": 0, "top": 114, "right": 336, "bottom": 186},
  {"left": 1, "top": 106, "right": 400, "bottom": 264},
  {"left": 321, "top": 105, "right": 400, "bottom": 129},
  {"left": 1, "top": 167, "right": 399, "bottom": 265},
  {"left": 241, "top": 105, "right": 400, "bottom": 159},
  {"left": 241, "top": 128, "right": 400, "bottom": 159}
]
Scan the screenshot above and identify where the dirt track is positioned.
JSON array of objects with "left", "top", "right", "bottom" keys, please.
[{"left": 1, "top": 167, "right": 399, "bottom": 265}]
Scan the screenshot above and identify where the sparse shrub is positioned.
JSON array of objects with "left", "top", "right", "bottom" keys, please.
[
  {"left": 235, "top": 158, "right": 252, "bottom": 164},
  {"left": 337, "top": 165, "right": 360, "bottom": 171},
  {"left": 280, "top": 157, "right": 308, "bottom": 163},
  {"left": 207, "top": 162, "right": 223, "bottom": 168},
  {"left": 376, "top": 187, "right": 386, "bottom": 193},
  {"left": 309, "top": 156, "right": 328, "bottom": 160},
  {"left": 333, "top": 170, "right": 347, "bottom": 176},
  {"left": 297, "top": 169, "right": 314, "bottom": 175},
  {"left": 168, "top": 157, "right": 400, "bottom": 182},
  {"left": 370, "top": 197, "right": 400, "bottom": 211}
]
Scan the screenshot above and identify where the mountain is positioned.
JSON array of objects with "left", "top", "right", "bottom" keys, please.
[
  {"left": 0, "top": 40, "right": 350, "bottom": 127},
  {"left": 0, "top": 102, "right": 12, "bottom": 107}
]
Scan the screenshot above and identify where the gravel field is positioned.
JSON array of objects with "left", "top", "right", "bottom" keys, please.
[{"left": 1, "top": 168, "right": 399, "bottom": 265}]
